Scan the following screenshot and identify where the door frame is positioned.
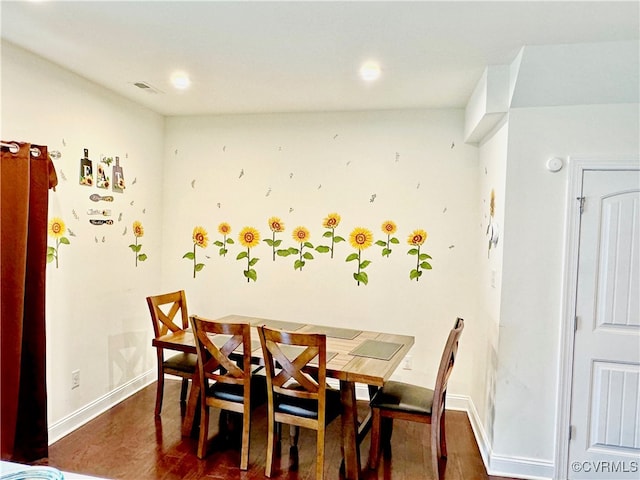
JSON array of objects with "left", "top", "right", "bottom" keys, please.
[{"left": 555, "top": 155, "right": 640, "bottom": 480}]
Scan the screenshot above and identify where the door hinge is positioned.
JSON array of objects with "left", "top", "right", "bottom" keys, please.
[
  {"left": 574, "top": 316, "right": 579, "bottom": 332},
  {"left": 569, "top": 425, "right": 575, "bottom": 441},
  {"left": 577, "top": 196, "right": 585, "bottom": 214}
]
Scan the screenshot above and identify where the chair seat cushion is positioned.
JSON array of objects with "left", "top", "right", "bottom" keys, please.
[
  {"left": 370, "top": 380, "right": 434, "bottom": 415},
  {"left": 208, "top": 374, "right": 267, "bottom": 406},
  {"left": 276, "top": 386, "right": 342, "bottom": 423},
  {"left": 163, "top": 352, "right": 197, "bottom": 373}
]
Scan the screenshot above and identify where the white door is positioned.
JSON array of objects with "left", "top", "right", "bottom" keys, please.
[{"left": 568, "top": 169, "right": 640, "bottom": 479}]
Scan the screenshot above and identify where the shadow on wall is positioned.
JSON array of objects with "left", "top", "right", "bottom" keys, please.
[
  {"left": 108, "top": 331, "right": 149, "bottom": 390},
  {"left": 485, "top": 343, "right": 498, "bottom": 446}
]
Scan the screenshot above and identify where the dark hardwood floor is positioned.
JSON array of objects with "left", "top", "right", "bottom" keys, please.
[{"left": 49, "top": 381, "right": 517, "bottom": 480}]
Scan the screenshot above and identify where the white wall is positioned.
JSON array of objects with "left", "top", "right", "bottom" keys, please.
[
  {"left": 472, "top": 118, "right": 508, "bottom": 454},
  {"left": 492, "top": 103, "right": 639, "bottom": 472},
  {"left": 1, "top": 42, "right": 165, "bottom": 435},
  {"left": 162, "top": 110, "right": 481, "bottom": 392}
]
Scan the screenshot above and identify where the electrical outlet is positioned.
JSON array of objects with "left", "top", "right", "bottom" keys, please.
[
  {"left": 402, "top": 355, "right": 412, "bottom": 370},
  {"left": 71, "top": 370, "right": 80, "bottom": 389}
]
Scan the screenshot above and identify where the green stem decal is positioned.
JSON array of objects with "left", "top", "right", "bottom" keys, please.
[
  {"left": 193, "top": 244, "right": 197, "bottom": 279},
  {"left": 55, "top": 238, "right": 60, "bottom": 269}
]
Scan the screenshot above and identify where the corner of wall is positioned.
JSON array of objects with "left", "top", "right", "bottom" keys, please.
[
  {"left": 464, "top": 65, "right": 509, "bottom": 145},
  {"left": 508, "top": 47, "right": 525, "bottom": 108},
  {"left": 446, "top": 393, "right": 556, "bottom": 480}
]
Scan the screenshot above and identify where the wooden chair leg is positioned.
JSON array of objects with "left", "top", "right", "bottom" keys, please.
[
  {"left": 240, "top": 409, "right": 250, "bottom": 470},
  {"left": 288, "top": 424, "right": 299, "bottom": 472},
  {"left": 289, "top": 425, "right": 299, "bottom": 448},
  {"left": 316, "top": 425, "right": 325, "bottom": 480},
  {"left": 368, "top": 407, "right": 381, "bottom": 469},
  {"left": 196, "top": 403, "right": 209, "bottom": 459},
  {"left": 440, "top": 410, "right": 447, "bottom": 459},
  {"left": 431, "top": 422, "right": 440, "bottom": 479},
  {"left": 381, "top": 416, "right": 393, "bottom": 448},
  {"left": 265, "top": 416, "right": 276, "bottom": 477},
  {"left": 180, "top": 378, "right": 189, "bottom": 403},
  {"left": 155, "top": 372, "right": 164, "bottom": 416},
  {"left": 275, "top": 421, "right": 282, "bottom": 457},
  {"left": 218, "top": 410, "right": 228, "bottom": 437}
]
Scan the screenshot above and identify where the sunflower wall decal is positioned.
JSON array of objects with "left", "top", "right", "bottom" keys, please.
[
  {"left": 375, "top": 220, "right": 399, "bottom": 257},
  {"left": 184, "top": 214, "right": 434, "bottom": 284},
  {"left": 237, "top": 226, "right": 260, "bottom": 282},
  {"left": 129, "top": 220, "right": 148, "bottom": 266},
  {"left": 264, "top": 216, "right": 284, "bottom": 261},
  {"left": 183, "top": 226, "right": 208, "bottom": 278},
  {"left": 47, "top": 217, "right": 71, "bottom": 269},
  {"left": 278, "top": 226, "right": 315, "bottom": 271},
  {"left": 486, "top": 189, "right": 499, "bottom": 258},
  {"left": 316, "top": 212, "right": 345, "bottom": 258},
  {"left": 346, "top": 227, "right": 373, "bottom": 285},
  {"left": 407, "top": 229, "right": 432, "bottom": 281},
  {"left": 214, "top": 222, "right": 234, "bottom": 257}
]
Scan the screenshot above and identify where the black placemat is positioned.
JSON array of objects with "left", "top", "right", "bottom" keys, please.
[
  {"left": 275, "top": 345, "right": 338, "bottom": 366},
  {"left": 349, "top": 339, "right": 403, "bottom": 361},
  {"left": 252, "top": 319, "right": 306, "bottom": 331},
  {"left": 211, "top": 334, "right": 261, "bottom": 353},
  {"left": 308, "top": 325, "right": 362, "bottom": 340}
]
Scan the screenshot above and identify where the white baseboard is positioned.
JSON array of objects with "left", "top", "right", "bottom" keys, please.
[
  {"left": 489, "top": 454, "right": 555, "bottom": 480},
  {"left": 48, "top": 369, "right": 156, "bottom": 444},
  {"left": 450, "top": 393, "right": 492, "bottom": 469},
  {"left": 458, "top": 393, "right": 555, "bottom": 480}
]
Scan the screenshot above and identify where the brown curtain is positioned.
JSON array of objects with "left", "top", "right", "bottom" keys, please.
[{"left": 1, "top": 141, "right": 58, "bottom": 463}]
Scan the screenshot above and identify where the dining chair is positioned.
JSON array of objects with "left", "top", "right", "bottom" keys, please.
[
  {"left": 257, "top": 325, "right": 342, "bottom": 480},
  {"left": 146, "top": 290, "right": 197, "bottom": 416},
  {"left": 368, "top": 317, "right": 465, "bottom": 479},
  {"left": 190, "top": 315, "right": 266, "bottom": 469}
]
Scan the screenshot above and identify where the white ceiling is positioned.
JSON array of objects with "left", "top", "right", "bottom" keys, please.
[{"left": 1, "top": 1, "right": 638, "bottom": 117}]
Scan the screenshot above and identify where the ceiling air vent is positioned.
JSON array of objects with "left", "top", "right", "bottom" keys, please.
[{"left": 131, "top": 81, "right": 163, "bottom": 94}]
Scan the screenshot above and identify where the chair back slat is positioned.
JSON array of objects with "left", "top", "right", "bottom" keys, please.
[
  {"left": 191, "top": 315, "right": 252, "bottom": 390},
  {"left": 258, "top": 326, "right": 326, "bottom": 402},
  {"left": 146, "top": 290, "right": 189, "bottom": 337},
  {"left": 270, "top": 343, "right": 321, "bottom": 393},
  {"left": 433, "top": 318, "right": 464, "bottom": 412},
  {"left": 199, "top": 333, "right": 245, "bottom": 381}
]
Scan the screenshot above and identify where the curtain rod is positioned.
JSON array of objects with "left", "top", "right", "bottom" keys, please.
[{"left": 1, "top": 141, "right": 42, "bottom": 157}]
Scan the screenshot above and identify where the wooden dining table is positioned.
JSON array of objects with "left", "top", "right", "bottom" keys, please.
[{"left": 152, "top": 314, "right": 414, "bottom": 480}]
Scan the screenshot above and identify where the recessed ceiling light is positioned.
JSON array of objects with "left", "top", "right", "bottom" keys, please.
[
  {"left": 359, "top": 62, "right": 381, "bottom": 82},
  {"left": 170, "top": 71, "right": 191, "bottom": 90}
]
